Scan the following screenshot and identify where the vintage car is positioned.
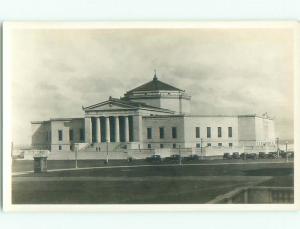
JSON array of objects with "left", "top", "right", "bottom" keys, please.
[
  {"left": 267, "top": 152, "right": 278, "bottom": 159},
  {"left": 223, "top": 153, "right": 232, "bottom": 160},
  {"left": 258, "top": 152, "right": 268, "bottom": 159},
  {"left": 145, "top": 155, "right": 162, "bottom": 162},
  {"left": 164, "top": 154, "right": 181, "bottom": 162},
  {"left": 183, "top": 154, "right": 199, "bottom": 161},
  {"left": 232, "top": 152, "right": 240, "bottom": 159},
  {"left": 246, "top": 153, "right": 258, "bottom": 160}
]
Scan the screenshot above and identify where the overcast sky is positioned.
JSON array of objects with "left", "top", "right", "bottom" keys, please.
[{"left": 9, "top": 27, "right": 294, "bottom": 145}]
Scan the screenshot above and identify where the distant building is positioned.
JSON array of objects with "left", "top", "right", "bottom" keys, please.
[{"left": 31, "top": 73, "right": 276, "bottom": 155}]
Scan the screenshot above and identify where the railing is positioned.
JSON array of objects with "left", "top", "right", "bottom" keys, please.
[{"left": 208, "top": 186, "right": 294, "bottom": 204}]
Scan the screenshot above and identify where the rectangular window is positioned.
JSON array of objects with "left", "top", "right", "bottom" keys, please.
[
  {"left": 172, "top": 127, "right": 177, "bottom": 138},
  {"left": 207, "top": 127, "right": 211, "bottom": 138},
  {"left": 218, "top": 143, "right": 222, "bottom": 147},
  {"left": 229, "top": 143, "right": 233, "bottom": 147},
  {"left": 207, "top": 143, "right": 211, "bottom": 147},
  {"left": 79, "top": 128, "right": 84, "bottom": 141},
  {"left": 228, "top": 127, "right": 233, "bottom": 138},
  {"left": 69, "top": 129, "right": 73, "bottom": 141},
  {"left": 160, "top": 144, "right": 164, "bottom": 148},
  {"left": 159, "top": 127, "right": 164, "bottom": 139},
  {"left": 196, "top": 143, "right": 201, "bottom": 148},
  {"left": 58, "top": 130, "right": 63, "bottom": 141},
  {"left": 59, "top": 145, "right": 62, "bottom": 150},
  {"left": 196, "top": 127, "right": 200, "bottom": 138},
  {"left": 218, "top": 127, "right": 222, "bottom": 138},
  {"left": 147, "top": 128, "right": 152, "bottom": 139},
  {"left": 147, "top": 144, "right": 151, "bottom": 149},
  {"left": 173, "top": 143, "right": 176, "bottom": 148}
]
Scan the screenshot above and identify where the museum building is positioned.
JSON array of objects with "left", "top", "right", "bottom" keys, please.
[{"left": 31, "top": 73, "right": 276, "bottom": 154}]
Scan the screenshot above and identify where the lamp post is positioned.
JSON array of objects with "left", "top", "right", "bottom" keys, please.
[
  {"left": 276, "top": 137, "right": 279, "bottom": 159},
  {"left": 179, "top": 144, "right": 182, "bottom": 166},
  {"left": 285, "top": 141, "right": 288, "bottom": 163},
  {"left": 75, "top": 146, "right": 78, "bottom": 169},
  {"left": 106, "top": 140, "right": 109, "bottom": 164},
  {"left": 200, "top": 138, "right": 203, "bottom": 160}
]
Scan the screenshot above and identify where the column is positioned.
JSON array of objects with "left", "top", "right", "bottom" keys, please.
[
  {"left": 124, "top": 116, "right": 130, "bottom": 142},
  {"left": 84, "top": 117, "right": 92, "bottom": 144},
  {"left": 105, "top": 116, "right": 110, "bottom": 142},
  {"left": 115, "top": 116, "right": 120, "bottom": 142},
  {"left": 96, "top": 117, "right": 101, "bottom": 143}
]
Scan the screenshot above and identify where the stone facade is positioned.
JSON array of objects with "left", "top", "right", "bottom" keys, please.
[{"left": 31, "top": 74, "right": 276, "bottom": 154}]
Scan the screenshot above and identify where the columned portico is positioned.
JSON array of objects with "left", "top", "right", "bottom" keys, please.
[{"left": 85, "top": 114, "right": 137, "bottom": 144}]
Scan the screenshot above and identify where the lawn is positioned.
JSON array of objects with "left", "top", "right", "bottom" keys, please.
[{"left": 11, "top": 160, "right": 294, "bottom": 204}]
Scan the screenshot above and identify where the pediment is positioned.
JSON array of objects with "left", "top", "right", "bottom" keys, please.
[{"left": 84, "top": 100, "right": 137, "bottom": 111}]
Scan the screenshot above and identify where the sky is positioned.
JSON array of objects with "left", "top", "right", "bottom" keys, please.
[{"left": 8, "top": 27, "right": 294, "bottom": 145}]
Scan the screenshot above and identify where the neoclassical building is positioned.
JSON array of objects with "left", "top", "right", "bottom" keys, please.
[{"left": 31, "top": 73, "right": 276, "bottom": 155}]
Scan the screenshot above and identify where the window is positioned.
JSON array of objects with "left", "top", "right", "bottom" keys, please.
[
  {"left": 196, "top": 127, "right": 200, "bottom": 138},
  {"left": 69, "top": 129, "right": 74, "bottom": 141},
  {"left": 229, "top": 143, "right": 233, "bottom": 147},
  {"left": 207, "top": 143, "right": 211, "bottom": 147},
  {"left": 159, "top": 127, "right": 164, "bottom": 139},
  {"left": 172, "top": 127, "right": 177, "bottom": 138},
  {"left": 147, "top": 128, "right": 152, "bottom": 139},
  {"left": 218, "top": 143, "right": 222, "bottom": 147},
  {"left": 70, "top": 145, "right": 73, "bottom": 151},
  {"left": 207, "top": 127, "right": 211, "bottom": 138},
  {"left": 59, "top": 145, "right": 62, "bottom": 150},
  {"left": 196, "top": 143, "right": 201, "bottom": 148},
  {"left": 147, "top": 144, "right": 151, "bottom": 149},
  {"left": 160, "top": 144, "right": 164, "bottom": 148},
  {"left": 58, "top": 130, "right": 63, "bottom": 141},
  {"left": 228, "top": 127, "right": 233, "bottom": 138},
  {"left": 218, "top": 127, "right": 222, "bottom": 138},
  {"left": 173, "top": 143, "right": 176, "bottom": 148},
  {"left": 79, "top": 128, "right": 84, "bottom": 141}
]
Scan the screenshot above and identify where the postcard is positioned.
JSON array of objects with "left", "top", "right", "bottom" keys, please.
[{"left": 2, "top": 21, "right": 299, "bottom": 211}]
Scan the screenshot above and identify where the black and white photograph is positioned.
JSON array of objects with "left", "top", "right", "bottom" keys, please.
[{"left": 2, "top": 22, "right": 299, "bottom": 210}]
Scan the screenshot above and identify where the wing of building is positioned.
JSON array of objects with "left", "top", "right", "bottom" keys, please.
[{"left": 31, "top": 73, "right": 276, "bottom": 157}]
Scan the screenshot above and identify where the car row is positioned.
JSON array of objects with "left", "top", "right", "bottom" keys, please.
[
  {"left": 145, "top": 154, "right": 200, "bottom": 163},
  {"left": 223, "top": 151, "right": 294, "bottom": 160}
]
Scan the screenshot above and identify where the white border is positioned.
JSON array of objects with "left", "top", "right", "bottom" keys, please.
[{"left": 2, "top": 21, "right": 300, "bottom": 212}]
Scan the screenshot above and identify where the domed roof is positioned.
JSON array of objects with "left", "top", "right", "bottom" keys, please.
[{"left": 126, "top": 73, "right": 183, "bottom": 94}]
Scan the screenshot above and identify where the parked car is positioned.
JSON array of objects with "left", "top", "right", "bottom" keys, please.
[
  {"left": 146, "top": 155, "right": 161, "bottom": 162},
  {"left": 232, "top": 152, "right": 240, "bottom": 159},
  {"left": 280, "top": 151, "right": 294, "bottom": 159},
  {"left": 127, "top": 157, "right": 133, "bottom": 163},
  {"left": 164, "top": 154, "right": 181, "bottom": 162},
  {"left": 183, "top": 154, "right": 199, "bottom": 161},
  {"left": 223, "top": 153, "right": 232, "bottom": 160},
  {"left": 267, "top": 152, "right": 278, "bottom": 159},
  {"left": 246, "top": 153, "right": 258, "bottom": 160},
  {"left": 258, "top": 152, "right": 268, "bottom": 159},
  {"left": 240, "top": 153, "right": 247, "bottom": 160}
]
